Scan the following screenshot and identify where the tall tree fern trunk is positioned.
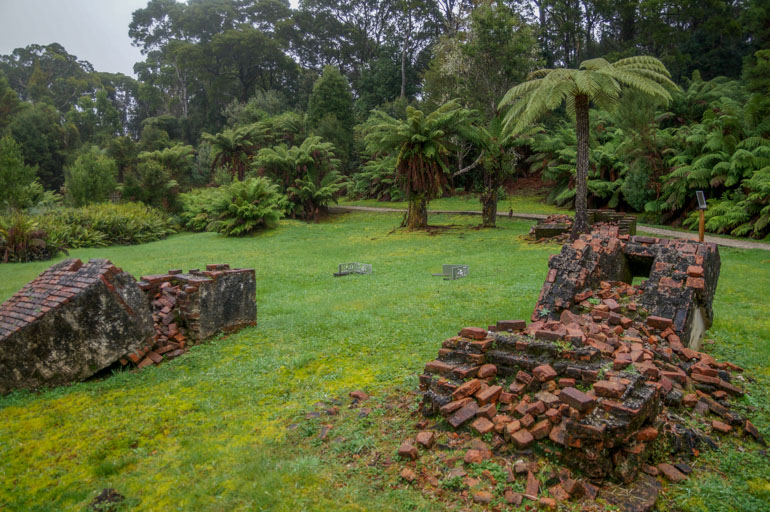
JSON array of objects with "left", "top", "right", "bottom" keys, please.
[
  {"left": 481, "top": 169, "right": 497, "bottom": 228},
  {"left": 403, "top": 193, "right": 427, "bottom": 229},
  {"left": 572, "top": 94, "right": 590, "bottom": 239}
]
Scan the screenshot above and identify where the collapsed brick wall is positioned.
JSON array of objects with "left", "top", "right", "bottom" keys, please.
[
  {"left": 530, "top": 210, "right": 637, "bottom": 240},
  {"left": 0, "top": 259, "right": 154, "bottom": 394},
  {"left": 128, "top": 264, "right": 257, "bottom": 368},
  {"left": 0, "top": 261, "right": 257, "bottom": 393},
  {"left": 534, "top": 228, "right": 720, "bottom": 348},
  {"left": 416, "top": 229, "right": 758, "bottom": 492}
]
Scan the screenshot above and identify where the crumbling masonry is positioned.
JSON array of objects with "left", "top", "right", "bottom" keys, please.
[
  {"left": 0, "top": 261, "right": 256, "bottom": 394},
  {"left": 418, "top": 227, "right": 760, "bottom": 495}
]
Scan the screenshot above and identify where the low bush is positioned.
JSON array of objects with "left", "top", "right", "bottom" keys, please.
[
  {"left": 34, "top": 202, "right": 177, "bottom": 250},
  {"left": 180, "top": 177, "right": 285, "bottom": 236},
  {"left": 0, "top": 211, "right": 63, "bottom": 263}
]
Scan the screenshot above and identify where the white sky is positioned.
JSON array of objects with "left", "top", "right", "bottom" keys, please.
[{"left": 0, "top": 0, "right": 150, "bottom": 77}]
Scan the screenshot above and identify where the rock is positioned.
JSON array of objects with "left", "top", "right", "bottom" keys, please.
[
  {"left": 559, "top": 387, "right": 596, "bottom": 412},
  {"left": 0, "top": 259, "right": 154, "bottom": 394},
  {"left": 400, "top": 468, "right": 417, "bottom": 483},
  {"left": 416, "top": 431, "right": 435, "bottom": 448},
  {"left": 473, "top": 491, "right": 493, "bottom": 504},
  {"left": 477, "top": 364, "right": 497, "bottom": 378},
  {"left": 657, "top": 463, "right": 686, "bottom": 483},
  {"left": 397, "top": 440, "right": 418, "bottom": 460},
  {"left": 533, "top": 364, "right": 558, "bottom": 382}
]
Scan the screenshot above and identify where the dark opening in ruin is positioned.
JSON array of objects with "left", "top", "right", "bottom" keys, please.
[{"left": 624, "top": 254, "right": 654, "bottom": 285}]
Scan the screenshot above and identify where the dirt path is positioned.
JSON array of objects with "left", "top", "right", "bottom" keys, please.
[{"left": 330, "top": 205, "right": 770, "bottom": 252}]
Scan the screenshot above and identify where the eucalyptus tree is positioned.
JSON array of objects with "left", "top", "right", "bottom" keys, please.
[{"left": 499, "top": 56, "right": 676, "bottom": 237}]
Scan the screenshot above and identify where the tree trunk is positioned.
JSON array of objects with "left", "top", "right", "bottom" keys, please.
[
  {"left": 571, "top": 94, "right": 590, "bottom": 239},
  {"left": 481, "top": 187, "right": 498, "bottom": 228},
  {"left": 403, "top": 194, "right": 427, "bottom": 229}
]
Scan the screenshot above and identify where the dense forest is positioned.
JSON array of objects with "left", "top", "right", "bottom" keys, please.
[{"left": 1, "top": 0, "right": 770, "bottom": 255}]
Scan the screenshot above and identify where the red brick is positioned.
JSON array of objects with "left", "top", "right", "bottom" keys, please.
[
  {"left": 593, "top": 380, "right": 626, "bottom": 398},
  {"left": 475, "top": 385, "right": 503, "bottom": 405},
  {"left": 460, "top": 327, "right": 487, "bottom": 340},
  {"left": 559, "top": 387, "right": 596, "bottom": 412},
  {"left": 477, "top": 403, "right": 497, "bottom": 419},
  {"left": 398, "top": 440, "right": 418, "bottom": 460},
  {"left": 712, "top": 420, "right": 732, "bottom": 434},
  {"left": 636, "top": 426, "right": 659, "bottom": 442},
  {"left": 524, "top": 470, "right": 539, "bottom": 499},
  {"left": 558, "top": 378, "right": 576, "bottom": 388},
  {"left": 471, "top": 417, "right": 495, "bottom": 435},
  {"left": 533, "top": 364, "right": 557, "bottom": 382},
  {"left": 646, "top": 316, "right": 673, "bottom": 329},
  {"left": 448, "top": 401, "right": 479, "bottom": 428},
  {"left": 452, "top": 379, "right": 481, "bottom": 400},
  {"left": 464, "top": 449, "right": 484, "bottom": 464},
  {"left": 531, "top": 419, "right": 552, "bottom": 440},
  {"left": 657, "top": 463, "right": 686, "bottom": 483},
  {"left": 416, "top": 431, "right": 434, "bottom": 448},
  {"left": 512, "top": 429, "right": 534, "bottom": 448},
  {"left": 477, "top": 363, "right": 497, "bottom": 378}
]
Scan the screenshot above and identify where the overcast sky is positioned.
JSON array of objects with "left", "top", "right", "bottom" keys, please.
[{"left": 0, "top": 0, "right": 149, "bottom": 77}]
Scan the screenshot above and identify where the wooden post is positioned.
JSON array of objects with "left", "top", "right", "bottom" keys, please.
[{"left": 699, "top": 209, "right": 705, "bottom": 243}]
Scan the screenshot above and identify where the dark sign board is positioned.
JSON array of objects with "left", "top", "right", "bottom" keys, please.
[{"left": 696, "top": 190, "right": 707, "bottom": 210}]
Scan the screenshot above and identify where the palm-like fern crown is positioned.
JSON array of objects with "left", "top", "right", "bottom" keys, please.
[
  {"left": 499, "top": 56, "right": 679, "bottom": 136},
  {"left": 363, "top": 100, "right": 481, "bottom": 198}
]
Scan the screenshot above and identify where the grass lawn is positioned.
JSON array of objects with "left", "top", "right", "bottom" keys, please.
[
  {"left": 340, "top": 191, "right": 565, "bottom": 216},
  {"left": 0, "top": 212, "right": 768, "bottom": 511}
]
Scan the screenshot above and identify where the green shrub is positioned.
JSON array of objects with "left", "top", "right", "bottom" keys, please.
[
  {"left": 0, "top": 135, "right": 39, "bottom": 210},
  {"left": 121, "top": 160, "right": 180, "bottom": 210},
  {"left": 0, "top": 211, "right": 63, "bottom": 263},
  {"left": 64, "top": 147, "right": 118, "bottom": 207},
  {"left": 180, "top": 178, "right": 285, "bottom": 236},
  {"left": 37, "top": 202, "right": 176, "bottom": 248}
]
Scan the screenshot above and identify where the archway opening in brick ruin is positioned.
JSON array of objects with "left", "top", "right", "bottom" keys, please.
[{"left": 624, "top": 253, "right": 655, "bottom": 286}]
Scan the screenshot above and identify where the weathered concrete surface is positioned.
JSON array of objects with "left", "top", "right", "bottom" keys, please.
[{"left": 0, "top": 259, "right": 154, "bottom": 394}]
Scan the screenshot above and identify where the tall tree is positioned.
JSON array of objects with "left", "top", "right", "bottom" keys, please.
[
  {"left": 364, "top": 101, "right": 478, "bottom": 229},
  {"left": 499, "top": 56, "right": 676, "bottom": 237}
]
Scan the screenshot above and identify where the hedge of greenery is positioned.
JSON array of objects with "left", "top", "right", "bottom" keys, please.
[{"left": 0, "top": 202, "right": 177, "bottom": 263}]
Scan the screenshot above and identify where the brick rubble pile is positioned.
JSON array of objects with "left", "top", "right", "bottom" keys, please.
[{"left": 408, "top": 228, "right": 764, "bottom": 507}]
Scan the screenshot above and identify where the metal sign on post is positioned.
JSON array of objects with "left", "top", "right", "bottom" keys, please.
[
  {"left": 334, "top": 263, "right": 372, "bottom": 277},
  {"left": 432, "top": 264, "right": 469, "bottom": 280},
  {"left": 696, "top": 191, "right": 707, "bottom": 242}
]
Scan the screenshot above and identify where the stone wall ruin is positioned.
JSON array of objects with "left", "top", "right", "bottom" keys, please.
[{"left": 0, "top": 260, "right": 256, "bottom": 394}]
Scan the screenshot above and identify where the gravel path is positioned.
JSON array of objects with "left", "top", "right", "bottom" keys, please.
[{"left": 330, "top": 205, "right": 770, "bottom": 252}]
